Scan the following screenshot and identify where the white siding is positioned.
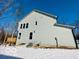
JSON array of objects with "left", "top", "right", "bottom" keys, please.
[
  {"left": 53, "top": 26, "right": 76, "bottom": 48},
  {"left": 17, "top": 11, "right": 57, "bottom": 45},
  {"left": 16, "top": 11, "right": 76, "bottom": 48}
]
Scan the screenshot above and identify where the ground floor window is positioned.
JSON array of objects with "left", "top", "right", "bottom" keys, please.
[
  {"left": 76, "top": 40, "right": 79, "bottom": 44},
  {"left": 29, "top": 32, "right": 33, "bottom": 40},
  {"left": 18, "top": 33, "right": 21, "bottom": 39}
]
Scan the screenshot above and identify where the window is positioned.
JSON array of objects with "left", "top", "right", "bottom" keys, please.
[
  {"left": 20, "top": 24, "right": 22, "bottom": 29},
  {"left": 76, "top": 40, "right": 79, "bottom": 44},
  {"left": 29, "top": 32, "right": 33, "bottom": 40},
  {"left": 35, "top": 21, "right": 37, "bottom": 25},
  {"left": 18, "top": 33, "right": 21, "bottom": 39},
  {"left": 26, "top": 23, "right": 29, "bottom": 28},
  {"left": 34, "top": 31, "right": 35, "bottom": 33},
  {"left": 23, "top": 24, "right": 25, "bottom": 29}
]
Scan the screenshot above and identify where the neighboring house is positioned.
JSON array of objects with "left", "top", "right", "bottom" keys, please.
[
  {"left": 6, "top": 36, "right": 16, "bottom": 46},
  {"left": 16, "top": 10, "right": 77, "bottom": 48}
]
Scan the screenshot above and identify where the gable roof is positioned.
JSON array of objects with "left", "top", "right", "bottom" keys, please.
[
  {"left": 19, "top": 9, "right": 57, "bottom": 23},
  {"left": 33, "top": 9, "right": 57, "bottom": 19},
  {"left": 19, "top": 9, "right": 76, "bottom": 29},
  {"left": 33, "top": 10, "right": 76, "bottom": 29},
  {"left": 54, "top": 24, "right": 75, "bottom": 29}
]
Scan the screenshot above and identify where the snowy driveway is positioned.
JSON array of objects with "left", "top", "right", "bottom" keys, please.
[{"left": 0, "top": 46, "right": 79, "bottom": 59}]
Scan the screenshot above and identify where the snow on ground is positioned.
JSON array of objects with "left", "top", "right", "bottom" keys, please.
[{"left": 0, "top": 45, "right": 79, "bottom": 59}]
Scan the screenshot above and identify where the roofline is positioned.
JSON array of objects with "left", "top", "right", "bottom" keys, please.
[
  {"left": 18, "top": 10, "right": 33, "bottom": 23},
  {"left": 54, "top": 24, "right": 76, "bottom": 29},
  {"left": 33, "top": 9, "right": 57, "bottom": 19},
  {"left": 19, "top": 9, "right": 57, "bottom": 23}
]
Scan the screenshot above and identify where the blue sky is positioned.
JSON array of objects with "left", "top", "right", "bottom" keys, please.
[
  {"left": 0, "top": 0, "right": 79, "bottom": 32},
  {"left": 20, "top": 0, "right": 79, "bottom": 25}
]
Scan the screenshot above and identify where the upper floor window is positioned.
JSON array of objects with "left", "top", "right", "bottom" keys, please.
[
  {"left": 20, "top": 24, "right": 22, "bottom": 29},
  {"left": 23, "top": 24, "right": 25, "bottom": 29},
  {"left": 26, "top": 23, "right": 29, "bottom": 28},
  {"left": 20, "top": 23, "right": 29, "bottom": 29},
  {"left": 35, "top": 21, "right": 37, "bottom": 25}
]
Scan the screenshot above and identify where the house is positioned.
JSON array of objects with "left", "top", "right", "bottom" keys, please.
[
  {"left": 6, "top": 36, "right": 16, "bottom": 46},
  {"left": 16, "top": 10, "right": 77, "bottom": 48}
]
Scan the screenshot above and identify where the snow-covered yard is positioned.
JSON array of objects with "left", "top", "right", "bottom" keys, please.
[{"left": 0, "top": 45, "right": 79, "bottom": 59}]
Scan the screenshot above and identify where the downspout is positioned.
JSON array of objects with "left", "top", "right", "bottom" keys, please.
[
  {"left": 55, "top": 37, "right": 58, "bottom": 48},
  {"left": 72, "top": 28, "right": 78, "bottom": 49}
]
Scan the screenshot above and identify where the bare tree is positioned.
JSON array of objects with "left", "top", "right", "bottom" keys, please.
[
  {"left": 11, "top": 3, "right": 22, "bottom": 37},
  {"left": 0, "top": 0, "right": 22, "bottom": 45},
  {"left": 0, "top": 27, "right": 5, "bottom": 44},
  {"left": 0, "top": 0, "right": 13, "bottom": 16}
]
